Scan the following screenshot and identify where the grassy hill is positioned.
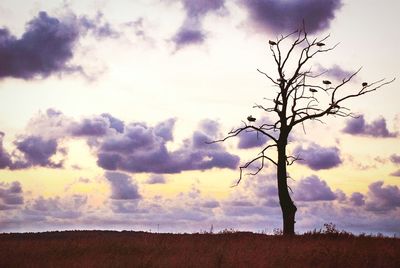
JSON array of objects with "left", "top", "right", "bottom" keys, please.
[{"left": 1, "top": 230, "right": 399, "bottom": 267}]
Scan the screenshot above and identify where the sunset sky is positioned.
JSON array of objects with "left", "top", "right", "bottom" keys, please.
[{"left": 1, "top": 0, "right": 399, "bottom": 235}]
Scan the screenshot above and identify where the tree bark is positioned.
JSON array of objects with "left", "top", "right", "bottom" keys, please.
[{"left": 277, "top": 139, "right": 297, "bottom": 235}]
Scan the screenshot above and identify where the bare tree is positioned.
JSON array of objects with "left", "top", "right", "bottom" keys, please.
[{"left": 211, "top": 28, "right": 395, "bottom": 235}]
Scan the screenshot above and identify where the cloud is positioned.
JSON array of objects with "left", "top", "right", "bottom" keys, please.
[
  {"left": 293, "top": 143, "right": 342, "bottom": 170},
  {"left": 390, "top": 154, "right": 400, "bottom": 164},
  {"left": 239, "top": 0, "right": 342, "bottom": 34},
  {"left": 70, "top": 117, "right": 110, "bottom": 137},
  {"left": 0, "top": 132, "right": 12, "bottom": 169},
  {"left": 146, "top": 175, "right": 167, "bottom": 184},
  {"left": 78, "top": 12, "right": 120, "bottom": 39},
  {"left": 96, "top": 119, "right": 239, "bottom": 173},
  {"left": 28, "top": 195, "right": 86, "bottom": 219},
  {"left": 390, "top": 170, "right": 400, "bottom": 177},
  {"left": 0, "top": 181, "right": 24, "bottom": 210},
  {"left": 105, "top": 171, "right": 141, "bottom": 200},
  {"left": 295, "top": 175, "right": 336, "bottom": 202},
  {"left": 315, "top": 64, "right": 355, "bottom": 80},
  {"left": 0, "top": 11, "right": 118, "bottom": 79},
  {"left": 13, "top": 135, "right": 63, "bottom": 169},
  {"left": 238, "top": 131, "right": 268, "bottom": 149},
  {"left": 366, "top": 181, "right": 400, "bottom": 212},
  {"left": 343, "top": 115, "right": 397, "bottom": 138},
  {"left": 172, "top": 0, "right": 225, "bottom": 49},
  {"left": 350, "top": 192, "right": 365, "bottom": 207},
  {"left": 26, "top": 109, "right": 123, "bottom": 139},
  {"left": 0, "top": 11, "right": 81, "bottom": 79},
  {"left": 10, "top": 110, "right": 238, "bottom": 173}
]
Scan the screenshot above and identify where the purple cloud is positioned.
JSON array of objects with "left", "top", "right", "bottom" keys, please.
[
  {"left": 0, "top": 12, "right": 81, "bottom": 79},
  {"left": 343, "top": 115, "right": 396, "bottom": 138},
  {"left": 366, "top": 181, "right": 400, "bottom": 212},
  {"left": 390, "top": 170, "right": 400, "bottom": 177},
  {"left": 13, "top": 135, "right": 62, "bottom": 168},
  {"left": 146, "top": 175, "right": 167, "bottom": 184},
  {"left": 350, "top": 192, "right": 365, "bottom": 206},
  {"left": 172, "top": 0, "right": 225, "bottom": 49},
  {"left": 295, "top": 175, "right": 336, "bottom": 202},
  {"left": 0, "top": 11, "right": 118, "bottom": 80},
  {"left": 29, "top": 195, "right": 85, "bottom": 219},
  {"left": 316, "top": 64, "right": 355, "bottom": 80},
  {"left": 172, "top": 28, "right": 205, "bottom": 47},
  {"left": 0, "top": 132, "right": 12, "bottom": 169},
  {"left": 0, "top": 181, "right": 24, "bottom": 210},
  {"left": 239, "top": 0, "right": 342, "bottom": 34},
  {"left": 201, "top": 200, "right": 220, "bottom": 208},
  {"left": 96, "top": 119, "right": 239, "bottom": 173},
  {"left": 78, "top": 12, "right": 119, "bottom": 39},
  {"left": 293, "top": 143, "right": 342, "bottom": 170},
  {"left": 105, "top": 172, "right": 141, "bottom": 200},
  {"left": 390, "top": 154, "right": 400, "bottom": 164},
  {"left": 238, "top": 131, "right": 268, "bottom": 149}
]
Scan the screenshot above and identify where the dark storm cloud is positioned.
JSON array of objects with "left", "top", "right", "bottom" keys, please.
[
  {"left": 97, "top": 119, "right": 239, "bottom": 173},
  {"left": 0, "top": 11, "right": 118, "bottom": 79},
  {"left": 238, "top": 131, "right": 268, "bottom": 149},
  {"left": 350, "top": 192, "right": 365, "bottom": 207},
  {"left": 0, "top": 181, "right": 24, "bottom": 210},
  {"left": 293, "top": 143, "right": 342, "bottom": 170},
  {"left": 239, "top": 0, "right": 342, "bottom": 34},
  {"left": 295, "top": 175, "right": 336, "bottom": 202},
  {"left": 343, "top": 115, "right": 396, "bottom": 138},
  {"left": 14, "top": 135, "right": 62, "bottom": 168},
  {"left": 105, "top": 171, "right": 141, "bottom": 200},
  {"left": 173, "top": 0, "right": 225, "bottom": 49},
  {"left": 366, "top": 181, "right": 400, "bottom": 212}
]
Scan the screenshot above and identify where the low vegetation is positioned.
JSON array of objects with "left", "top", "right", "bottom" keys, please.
[{"left": 0, "top": 226, "right": 399, "bottom": 267}]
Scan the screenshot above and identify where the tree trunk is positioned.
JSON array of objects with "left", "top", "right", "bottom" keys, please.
[{"left": 277, "top": 141, "right": 297, "bottom": 235}]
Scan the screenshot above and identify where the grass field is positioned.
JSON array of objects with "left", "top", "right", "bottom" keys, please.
[{"left": 1, "top": 230, "right": 399, "bottom": 267}]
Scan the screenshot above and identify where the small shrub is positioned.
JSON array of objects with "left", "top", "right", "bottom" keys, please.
[{"left": 272, "top": 228, "right": 283, "bottom": 236}]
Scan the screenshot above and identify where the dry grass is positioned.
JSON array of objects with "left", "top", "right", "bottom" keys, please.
[{"left": 0, "top": 230, "right": 399, "bottom": 267}]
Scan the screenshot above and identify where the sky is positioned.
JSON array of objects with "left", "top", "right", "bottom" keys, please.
[{"left": 0, "top": 0, "right": 399, "bottom": 235}]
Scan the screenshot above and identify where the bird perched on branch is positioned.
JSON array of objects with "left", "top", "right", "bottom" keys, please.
[
  {"left": 323, "top": 80, "right": 332, "bottom": 85},
  {"left": 362, "top": 82, "right": 368, "bottom": 87},
  {"left": 316, "top": 42, "right": 325, "bottom": 47},
  {"left": 269, "top": 40, "right": 277, "bottom": 46},
  {"left": 309, "top": 88, "right": 318, "bottom": 93},
  {"left": 247, "top": 115, "right": 256, "bottom": 122}
]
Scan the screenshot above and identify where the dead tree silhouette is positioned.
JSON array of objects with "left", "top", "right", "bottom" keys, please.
[{"left": 210, "top": 28, "right": 395, "bottom": 236}]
